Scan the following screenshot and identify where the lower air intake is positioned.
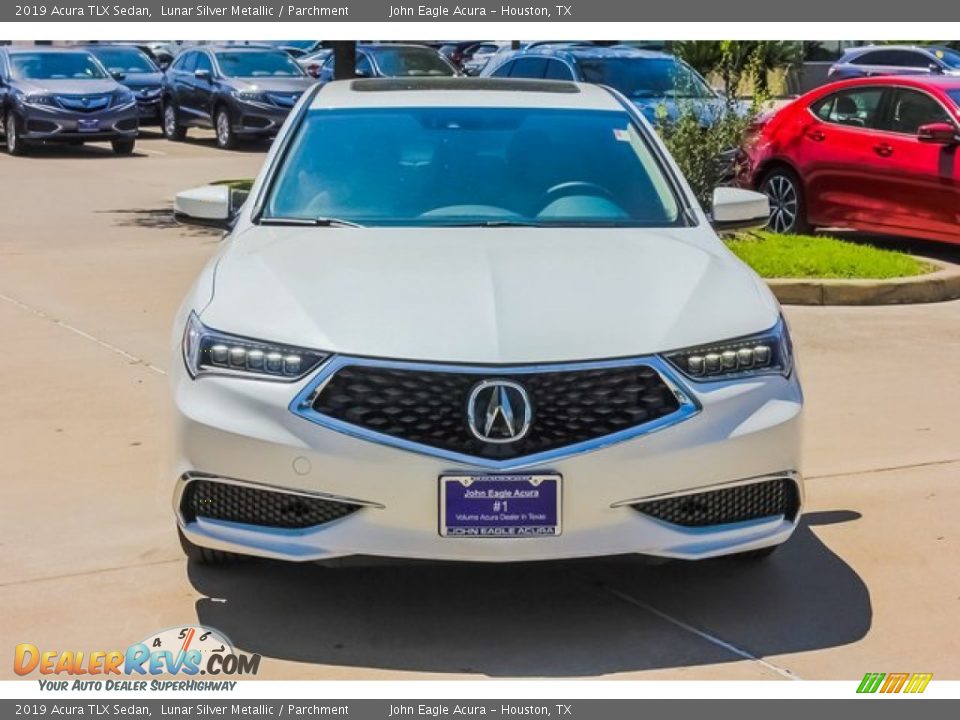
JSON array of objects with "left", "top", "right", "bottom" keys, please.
[
  {"left": 631, "top": 477, "right": 800, "bottom": 527},
  {"left": 181, "top": 479, "right": 361, "bottom": 530}
]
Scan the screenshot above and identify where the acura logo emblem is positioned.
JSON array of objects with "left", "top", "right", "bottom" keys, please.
[
  {"left": 81, "top": 97, "right": 89, "bottom": 106},
  {"left": 467, "top": 380, "right": 533, "bottom": 444}
]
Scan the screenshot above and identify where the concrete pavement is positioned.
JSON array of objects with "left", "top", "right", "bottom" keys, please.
[{"left": 1, "top": 132, "right": 958, "bottom": 680}]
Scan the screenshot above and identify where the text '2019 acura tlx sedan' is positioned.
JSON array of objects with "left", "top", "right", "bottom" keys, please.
[{"left": 171, "top": 78, "right": 803, "bottom": 566}]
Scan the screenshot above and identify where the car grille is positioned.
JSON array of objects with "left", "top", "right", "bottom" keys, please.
[
  {"left": 55, "top": 94, "right": 112, "bottom": 112},
  {"left": 310, "top": 363, "right": 681, "bottom": 462},
  {"left": 265, "top": 92, "right": 301, "bottom": 108},
  {"left": 630, "top": 477, "right": 800, "bottom": 527},
  {"left": 180, "top": 479, "right": 361, "bottom": 530}
]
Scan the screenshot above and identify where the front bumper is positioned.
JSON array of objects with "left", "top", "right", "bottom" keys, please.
[
  {"left": 226, "top": 98, "right": 293, "bottom": 136},
  {"left": 17, "top": 102, "right": 139, "bottom": 141},
  {"left": 171, "top": 355, "right": 803, "bottom": 563},
  {"left": 136, "top": 97, "right": 162, "bottom": 124}
]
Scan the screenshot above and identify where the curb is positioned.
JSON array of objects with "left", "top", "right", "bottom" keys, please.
[{"left": 768, "top": 257, "right": 960, "bottom": 306}]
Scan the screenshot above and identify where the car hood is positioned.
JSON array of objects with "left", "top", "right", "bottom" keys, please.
[
  {"left": 224, "top": 77, "right": 315, "bottom": 93},
  {"left": 201, "top": 227, "right": 778, "bottom": 364},
  {"left": 118, "top": 72, "right": 163, "bottom": 89},
  {"left": 14, "top": 78, "right": 119, "bottom": 95}
]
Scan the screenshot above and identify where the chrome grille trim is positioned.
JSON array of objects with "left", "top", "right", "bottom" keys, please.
[{"left": 289, "top": 355, "right": 700, "bottom": 471}]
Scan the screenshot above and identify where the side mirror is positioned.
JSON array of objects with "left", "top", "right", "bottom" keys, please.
[
  {"left": 917, "top": 122, "right": 958, "bottom": 144},
  {"left": 194, "top": 68, "right": 211, "bottom": 82},
  {"left": 111, "top": 71, "right": 126, "bottom": 82},
  {"left": 928, "top": 63, "right": 944, "bottom": 75},
  {"left": 711, "top": 187, "right": 770, "bottom": 232},
  {"left": 174, "top": 185, "right": 235, "bottom": 229},
  {"left": 306, "top": 64, "right": 321, "bottom": 78}
]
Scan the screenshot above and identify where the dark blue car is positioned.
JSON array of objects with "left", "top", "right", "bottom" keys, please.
[
  {"left": 481, "top": 45, "right": 731, "bottom": 126},
  {"left": 0, "top": 47, "right": 138, "bottom": 156},
  {"left": 82, "top": 44, "right": 164, "bottom": 125}
]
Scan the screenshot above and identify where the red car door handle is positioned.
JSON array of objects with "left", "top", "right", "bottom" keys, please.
[
  {"left": 806, "top": 129, "right": 826, "bottom": 141},
  {"left": 874, "top": 143, "right": 894, "bottom": 157}
]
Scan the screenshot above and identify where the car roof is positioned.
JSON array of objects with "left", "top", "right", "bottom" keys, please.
[
  {"left": 843, "top": 44, "right": 948, "bottom": 56},
  {"left": 4, "top": 47, "right": 95, "bottom": 55},
  {"left": 311, "top": 77, "right": 625, "bottom": 111},
  {"left": 78, "top": 43, "right": 146, "bottom": 52},
  {"left": 812, "top": 74, "right": 960, "bottom": 94},
  {"left": 514, "top": 45, "right": 676, "bottom": 62},
  {"left": 201, "top": 44, "right": 289, "bottom": 53},
  {"left": 355, "top": 43, "right": 442, "bottom": 52}
]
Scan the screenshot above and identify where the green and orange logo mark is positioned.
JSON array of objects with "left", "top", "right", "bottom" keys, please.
[{"left": 857, "top": 672, "right": 933, "bottom": 694}]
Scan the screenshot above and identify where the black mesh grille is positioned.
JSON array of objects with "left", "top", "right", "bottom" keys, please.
[
  {"left": 181, "top": 479, "right": 361, "bottom": 529},
  {"left": 631, "top": 478, "right": 800, "bottom": 527},
  {"left": 312, "top": 364, "right": 680, "bottom": 461}
]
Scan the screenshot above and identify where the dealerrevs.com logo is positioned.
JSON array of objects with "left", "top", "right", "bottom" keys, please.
[
  {"left": 857, "top": 672, "right": 933, "bottom": 694},
  {"left": 14, "top": 626, "right": 260, "bottom": 690}
]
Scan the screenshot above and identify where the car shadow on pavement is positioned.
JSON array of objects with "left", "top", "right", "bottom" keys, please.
[
  {"left": 177, "top": 136, "right": 272, "bottom": 154},
  {"left": 1, "top": 141, "right": 151, "bottom": 159},
  {"left": 98, "top": 207, "right": 222, "bottom": 237},
  {"left": 829, "top": 230, "right": 960, "bottom": 266},
  {"left": 188, "top": 510, "right": 870, "bottom": 677}
]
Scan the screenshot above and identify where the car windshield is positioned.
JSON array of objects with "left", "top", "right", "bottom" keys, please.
[
  {"left": 214, "top": 50, "right": 304, "bottom": 77},
  {"left": 9, "top": 52, "right": 108, "bottom": 81},
  {"left": 89, "top": 47, "right": 157, "bottom": 74},
  {"left": 931, "top": 47, "right": 960, "bottom": 69},
  {"left": 371, "top": 47, "right": 455, "bottom": 77},
  {"left": 263, "top": 107, "right": 683, "bottom": 227},
  {"left": 272, "top": 41, "right": 316, "bottom": 51},
  {"left": 579, "top": 58, "right": 715, "bottom": 100}
]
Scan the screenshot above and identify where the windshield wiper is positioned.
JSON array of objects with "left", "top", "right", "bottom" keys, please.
[
  {"left": 442, "top": 220, "right": 547, "bottom": 228},
  {"left": 260, "top": 216, "right": 363, "bottom": 228}
]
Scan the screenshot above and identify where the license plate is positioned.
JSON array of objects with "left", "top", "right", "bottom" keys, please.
[
  {"left": 440, "top": 474, "right": 561, "bottom": 538},
  {"left": 77, "top": 119, "right": 99, "bottom": 133}
]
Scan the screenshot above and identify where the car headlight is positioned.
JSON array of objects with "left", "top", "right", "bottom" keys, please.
[
  {"left": 233, "top": 90, "right": 267, "bottom": 104},
  {"left": 113, "top": 90, "right": 136, "bottom": 108},
  {"left": 182, "top": 312, "right": 328, "bottom": 381},
  {"left": 22, "top": 94, "right": 56, "bottom": 107},
  {"left": 139, "top": 87, "right": 162, "bottom": 99},
  {"left": 664, "top": 316, "right": 793, "bottom": 381}
]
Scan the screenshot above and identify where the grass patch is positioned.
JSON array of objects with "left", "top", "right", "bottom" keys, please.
[
  {"left": 726, "top": 231, "right": 934, "bottom": 279},
  {"left": 212, "top": 178, "right": 254, "bottom": 192}
]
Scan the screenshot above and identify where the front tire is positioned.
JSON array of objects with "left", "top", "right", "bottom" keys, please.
[
  {"left": 162, "top": 101, "right": 187, "bottom": 141},
  {"left": 111, "top": 137, "right": 136, "bottom": 155},
  {"left": 4, "top": 110, "right": 28, "bottom": 156},
  {"left": 760, "top": 167, "right": 811, "bottom": 235},
  {"left": 214, "top": 105, "right": 237, "bottom": 150},
  {"left": 178, "top": 527, "right": 243, "bottom": 565}
]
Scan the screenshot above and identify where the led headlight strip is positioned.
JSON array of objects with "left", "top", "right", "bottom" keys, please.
[
  {"left": 182, "top": 312, "right": 327, "bottom": 381},
  {"left": 664, "top": 316, "right": 793, "bottom": 381}
]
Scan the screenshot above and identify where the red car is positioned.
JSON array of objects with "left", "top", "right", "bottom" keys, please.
[{"left": 738, "top": 76, "right": 960, "bottom": 244}]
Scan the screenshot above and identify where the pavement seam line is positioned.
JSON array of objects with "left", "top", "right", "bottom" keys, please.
[
  {"left": 0, "top": 291, "right": 167, "bottom": 376},
  {"left": 596, "top": 581, "right": 802, "bottom": 680},
  {"left": 806, "top": 456, "right": 960, "bottom": 481},
  {"left": 0, "top": 557, "right": 184, "bottom": 589}
]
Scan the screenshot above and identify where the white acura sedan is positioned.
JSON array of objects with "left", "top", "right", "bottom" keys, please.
[{"left": 171, "top": 77, "right": 803, "bottom": 565}]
